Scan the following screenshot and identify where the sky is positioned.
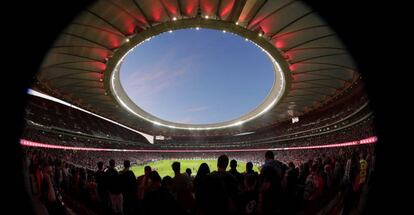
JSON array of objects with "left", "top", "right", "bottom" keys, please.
[{"left": 120, "top": 28, "right": 274, "bottom": 125}]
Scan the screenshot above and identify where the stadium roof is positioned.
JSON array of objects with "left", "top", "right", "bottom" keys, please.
[{"left": 35, "top": 0, "right": 359, "bottom": 137}]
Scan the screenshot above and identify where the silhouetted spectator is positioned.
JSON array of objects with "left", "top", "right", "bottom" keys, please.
[
  {"left": 185, "top": 168, "right": 194, "bottom": 180},
  {"left": 261, "top": 151, "right": 284, "bottom": 181},
  {"left": 143, "top": 171, "right": 179, "bottom": 215},
  {"left": 285, "top": 162, "right": 299, "bottom": 215},
  {"left": 258, "top": 160, "right": 284, "bottom": 215},
  {"left": 119, "top": 160, "right": 136, "bottom": 215},
  {"left": 137, "top": 165, "right": 151, "bottom": 200},
  {"left": 193, "top": 163, "right": 210, "bottom": 193},
  {"left": 194, "top": 163, "right": 210, "bottom": 213},
  {"left": 245, "top": 162, "right": 258, "bottom": 176},
  {"left": 95, "top": 161, "right": 107, "bottom": 205},
  {"left": 228, "top": 159, "right": 243, "bottom": 188},
  {"left": 203, "top": 155, "right": 238, "bottom": 215},
  {"left": 161, "top": 176, "right": 175, "bottom": 195},
  {"left": 172, "top": 161, "right": 194, "bottom": 214},
  {"left": 105, "top": 159, "right": 123, "bottom": 214},
  {"left": 238, "top": 173, "right": 259, "bottom": 215}
]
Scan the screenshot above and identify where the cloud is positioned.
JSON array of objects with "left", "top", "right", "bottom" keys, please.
[
  {"left": 186, "top": 106, "right": 209, "bottom": 113},
  {"left": 126, "top": 68, "right": 182, "bottom": 98},
  {"left": 121, "top": 49, "right": 200, "bottom": 110},
  {"left": 176, "top": 116, "right": 195, "bottom": 124}
]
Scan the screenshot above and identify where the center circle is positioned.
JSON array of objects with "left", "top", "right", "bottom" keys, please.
[{"left": 119, "top": 28, "right": 275, "bottom": 125}]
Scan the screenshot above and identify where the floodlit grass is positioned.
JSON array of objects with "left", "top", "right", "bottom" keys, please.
[{"left": 131, "top": 159, "right": 260, "bottom": 178}]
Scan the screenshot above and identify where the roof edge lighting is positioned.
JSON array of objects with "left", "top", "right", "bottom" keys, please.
[{"left": 20, "top": 136, "right": 377, "bottom": 152}]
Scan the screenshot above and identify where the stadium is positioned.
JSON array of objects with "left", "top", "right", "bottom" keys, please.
[{"left": 9, "top": 0, "right": 389, "bottom": 215}]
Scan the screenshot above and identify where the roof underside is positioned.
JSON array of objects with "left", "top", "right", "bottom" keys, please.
[{"left": 36, "top": 0, "right": 359, "bottom": 137}]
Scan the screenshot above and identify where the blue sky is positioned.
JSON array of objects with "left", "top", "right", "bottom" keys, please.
[{"left": 120, "top": 28, "right": 274, "bottom": 124}]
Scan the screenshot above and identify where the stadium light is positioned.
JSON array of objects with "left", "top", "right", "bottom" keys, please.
[
  {"left": 233, "top": 131, "right": 255, "bottom": 136},
  {"left": 234, "top": 121, "right": 243, "bottom": 126},
  {"left": 258, "top": 27, "right": 264, "bottom": 37}
]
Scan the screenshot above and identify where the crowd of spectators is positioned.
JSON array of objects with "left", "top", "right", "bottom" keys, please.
[
  {"left": 159, "top": 94, "right": 371, "bottom": 146},
  {"left": 158, "top": 115, "right": 375, "bottom": 149},
  {"left": 20, "top": 127, "right": 151, "bottom": 149},
  {"left": 23, "top": 142, "right": 375, "bottom": 215},
  {"left": 20, "top": 113, "right": 375, "bottom": 152},
  {"left": 24, "top": 95, "right": 148, "bottom": 143}
]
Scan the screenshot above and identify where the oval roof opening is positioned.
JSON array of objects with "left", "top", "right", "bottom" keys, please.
[{"left": 120, "top": 28, "right": 275, "bottom": 125}]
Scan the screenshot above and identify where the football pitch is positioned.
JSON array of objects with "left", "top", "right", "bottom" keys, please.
[{"left": 131, "top": 159, "right": 260, "bottom": 178}]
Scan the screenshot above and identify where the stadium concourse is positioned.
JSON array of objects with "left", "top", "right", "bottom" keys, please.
[{"left": 17, "top": 0, "right": 381, "bottom": 215}]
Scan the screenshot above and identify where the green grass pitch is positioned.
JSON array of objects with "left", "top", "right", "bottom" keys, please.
[{"left": 131, "top": 159, "right": 260, "bottom": 178}]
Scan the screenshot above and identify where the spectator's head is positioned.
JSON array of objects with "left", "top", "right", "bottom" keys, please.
[
  {"left": 172, "top": 161, "right": 180, "bottom": 173},
  {"left": 124, "top": 160, "right": 130, "bottom": 169},
  {"left": 265, "top": 151, "right": 274, "bottom": 161},
  {"left": 288, "top": 162, "right": 295, "bottom": 169},
  {"left": 144, "top": 165, "right": 151, "bottom": 175},
  {"left": 185, "top": 168, "right": 192, "bottom": 176},
  {"left": 148, "top": 171, "right": 161, "bottom": 187},
  {"left": 97, "top": 161, "right": 103, "bottom": 170},
  {"left": 109, "top": 159, "right": 115, "bottom": 168},
  {"left": 217, "top": 155, "right": 229, "bottom": 171},
  {"left": 196, "top": 163, "right": 210, "bottom": 178},
  {"left": 246, "top": 162, "right": 253, "bottom": 172},
  {"left": 230, "top": 159, "right": 237, "bottom": 170},
  {"left": 162, "top": 176, "right": 174, "bottom": 191}
]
